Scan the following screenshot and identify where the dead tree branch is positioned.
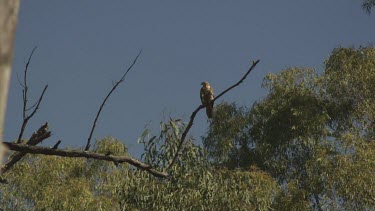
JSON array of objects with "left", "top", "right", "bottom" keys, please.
[
  {"left": 52, "top": 140, "right": 61, "bottom": 149},
  {"left": 212, "top": 60, "right": 260, "bottom": 103},
  {"left": 3, "top": 141, "right": 169, "bottom": 178},
  {"left": 16, "top": 47, "right": 48, "bottom": 143},
  {"left": 1, "top": 122, "right": 51, "bottom": 174},
  {"left": 2, "top": 49, "right": 173, "bottom": 180},
  {"left": 167, "top": 60, "right": 260, "bottom": 170},
  {"left": 85, "top": 50, "right": 142, "bottom": 151}
]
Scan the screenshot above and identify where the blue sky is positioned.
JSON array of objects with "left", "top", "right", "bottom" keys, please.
[{"left": 5, "top": 1, "right": 375, "bottom": 158}]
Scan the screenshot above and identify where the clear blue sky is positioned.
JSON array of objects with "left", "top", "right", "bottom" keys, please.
[{"left": 5, "top": 1, "right": 375, "bottom": 158}]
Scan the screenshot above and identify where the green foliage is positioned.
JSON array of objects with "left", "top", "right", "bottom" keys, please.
[
  {"left": 1, "top": 137, "right": 125, "bottom": 210},
  {"left": 304, "top": 134, "right": 375, "bottom": 210},
  {"left": 115, "top": 166, "right": 277, "bottom": 210},
  {"left": 331, "top": 138, "right": 375, "bottom": 209},
  {"left": 273, "top": 181, "right": 310, "bottom": 211},
  {"left": 251, "top": 68, "right": 328, "bottom": 180},
  {"left": 94, "top": 136, "right": 128, "bottom": 156},
  {"left": 1, "top": 128, "right": 277, "bottom": 210},
  {"left": 203, "top": 46, "right": 375, "bottom": 209},
  {"left": 203, "top": 103, "right": 250, "bottom": 168},
  {"left": 132, "top": 119, "right": 278, "bottom": 210},
  {"left": 324, "top": 47, "right": 375, "bottom": 137}
]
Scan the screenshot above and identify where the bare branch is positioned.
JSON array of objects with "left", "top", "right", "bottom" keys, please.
[
  {"left": 27, "top": 85, "right": 48, "bottom": 119},
  {"left": 16, "top": 72, "right": 24, "bottom": 88},
  {"left": 16, "top": 47, "right": 49, "bottom": 144},
  {"left": 167, "top": 60, "right": 260, "bottom": 170},
  {"left": 1, "top": 123, "right": 51, "bottom": 174},
  {"left": 3, "top": 141, "right": 169, "bottom": 178},
  {"left": 212, "top": 60, "right": 260, "bottom": 103},
  {"left": 85, "top": 50, "right": 142, "bottom": 151},
  {"left": 52, "top": 140, "right": 61, "bottom": 149},
  {"left": 26, "top": 97, "right": 42, "bottom": 111},
  {"left": 22, "top": 46, "right": 37, "bottom": 119}
]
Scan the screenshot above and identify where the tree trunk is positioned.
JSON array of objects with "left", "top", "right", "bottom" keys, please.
[{"left": 0, "top": 0, "right": 21, "bottom": 159}]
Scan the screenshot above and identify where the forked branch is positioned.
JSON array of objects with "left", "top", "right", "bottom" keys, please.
[
  {"left": 167, "top": 60, "right": 260, "bottom": 170},
  {"left": 16, "top": 47, "right": 48, "bottom": 143}
]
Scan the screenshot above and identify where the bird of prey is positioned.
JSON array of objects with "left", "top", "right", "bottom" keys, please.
[{"left": 200, "top": 81, "right": 215, "bottom": 119}]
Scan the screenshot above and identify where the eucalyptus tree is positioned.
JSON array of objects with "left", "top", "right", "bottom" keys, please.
[{"left": 203, "top": 46, "right": 375, "bottom": 210}]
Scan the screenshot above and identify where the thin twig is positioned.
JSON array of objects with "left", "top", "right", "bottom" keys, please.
[
  {"left": 212, "top": 60, "right": 260, "bottom": 103},
  {"left": 85, "top": 50, "right": 142, "bottom": 151},
  {"left": 16, "top": 48, "right": 37, "bottom": 143},
  {"left": 3, "top": 141, "right": 169, "bottom": 178},
  {"left": 26, "top": 98, "right": 41, "bottom": 111},
  {"left": 16, "top": 72, "right": 24, "bottom": 88},
  {"left": 167, "top": 60, "right": 260, "bottom": 170},
  {"left": 28, "top": 85, "right": 48, "bottom": 118},
  {"left": 22, "top": 47, "right": 37, "bottom": 118}
]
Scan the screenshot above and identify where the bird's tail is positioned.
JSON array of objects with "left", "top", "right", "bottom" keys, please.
[{"left": 206, "top": 105, "right": 213, "bottom": 119}]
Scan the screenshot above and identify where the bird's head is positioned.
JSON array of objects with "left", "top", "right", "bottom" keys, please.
[{"left": 201, "top": 81, "right": 210, "bottom": 86}]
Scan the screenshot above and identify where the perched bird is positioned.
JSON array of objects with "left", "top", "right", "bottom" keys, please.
[{"left": 200, "top": 81, "right": 215, "bottom": 118}]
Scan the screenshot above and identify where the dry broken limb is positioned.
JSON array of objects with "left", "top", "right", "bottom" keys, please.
[
  {"left": 85, "top": 50, "right": 142, "bottom": 151},
  {"left": 1, "top": 122, "right": 51, "bottom": 174},
  {"left": 3, "top": 141, "right": 169, "bottom": 178},
  {"left": 167, "top": 60, "right": 260, "bottom": 170}
]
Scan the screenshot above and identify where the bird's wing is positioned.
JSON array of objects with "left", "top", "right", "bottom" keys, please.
[
  {"left": 200, "top": 87, "right": 205, "bottom": 104},
  {"left": 210, "top": 87, "right": 214, "bottom": 99}
]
